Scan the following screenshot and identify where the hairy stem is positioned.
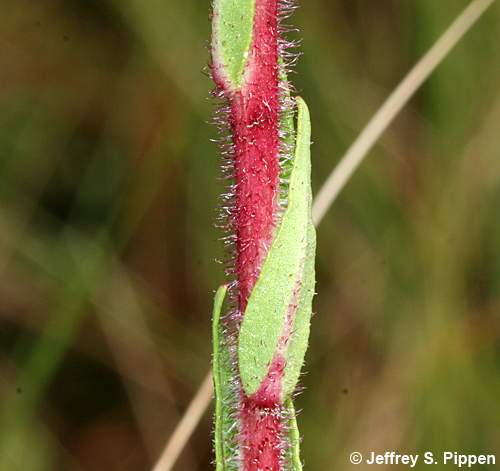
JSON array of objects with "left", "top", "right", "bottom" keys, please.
[
  {"left": 229, "top": 1, "right": 283, "bottom": 468},
  {"left": 230, "top": 0, "right": 281, "bottom": 312},
  {"left": 212, "top": 0, "right": 312, "bottom": 469}
]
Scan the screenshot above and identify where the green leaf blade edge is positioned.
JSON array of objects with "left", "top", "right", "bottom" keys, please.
[
  {"left": 281, "top": 97, "right": 316, "bottom": 399},
  {"left": 285, "top": 398, "right": 304, "bottom": 471},
  {"left": 212, "top": 285, "right": 237, "bottom": 470}
]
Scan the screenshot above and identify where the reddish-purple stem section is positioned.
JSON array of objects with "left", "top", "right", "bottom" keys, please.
[
  {"left": 234, "top": 0, "right": 283, "bottom": 468},
  {"left": 214, "top": 0, "right": 287, "bottom": 468},
  {"left": 231, "top": 2, "right": 281, "bottom": 314}
]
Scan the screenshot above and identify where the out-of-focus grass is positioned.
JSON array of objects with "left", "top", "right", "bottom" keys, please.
[{"left": 0, "top": 0, "right": 499, "bottom": 470}]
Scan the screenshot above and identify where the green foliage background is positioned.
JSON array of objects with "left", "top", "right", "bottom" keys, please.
[{"left": 0, "top": 1, "right": 499, "bottom": 470}]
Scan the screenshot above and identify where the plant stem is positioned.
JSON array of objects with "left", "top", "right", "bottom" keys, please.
[
  {"left": 212, "top": 0, "right": 310, "bottom": 469},
  {"left": 229, "top": 1, "right": 284, "bottom": 468},
  {"left": 230, "top": 0, "right": 281, "bottom": 313}
]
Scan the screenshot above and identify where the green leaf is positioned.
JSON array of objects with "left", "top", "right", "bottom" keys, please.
[
  {"left": 238, "top": 97, "right": 315, "bottom": 397},
  {"left": 281, "top": 221, "right": 316, "bottom": 400},
  {"left": 212, "top": 285, "right": 237, "bottom": 470},
  {"left": 212, "top": 0, "right": 255, "bottom": 90},
  {"left": 285, "top": 398, "right": 303, "bottom": 471},
  {"left": 278, "top": 56, "right": 297, "bottom": 186}
]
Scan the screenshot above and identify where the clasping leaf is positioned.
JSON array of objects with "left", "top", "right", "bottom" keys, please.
[{"left": 238, "top": 97, "right": 316, "bottom": 400}]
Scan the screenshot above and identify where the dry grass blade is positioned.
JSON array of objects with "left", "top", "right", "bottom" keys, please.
[
  {"left": 151, "top": 0, "right": 495, "bottom": 469},
  {"left": 151, "top": 372, "right": 213, "bottom": 471},
  {"left": 311, "top": 0, "right": 495, "bottom": 225}
]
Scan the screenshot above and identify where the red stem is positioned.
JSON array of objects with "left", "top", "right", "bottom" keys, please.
[
  {"left": 214, "top": 0, "right": 286, "bottom": 467},
  {"left": 231, "top": 0, "right": 281, "bottom": 314},
  {"left": 228, "top": 0, "right": 285, "bottom": 469}
]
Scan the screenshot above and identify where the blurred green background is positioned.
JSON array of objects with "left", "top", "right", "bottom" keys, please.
[{"left": 1, "top": 0, "right": 499, "bottom": 470}]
